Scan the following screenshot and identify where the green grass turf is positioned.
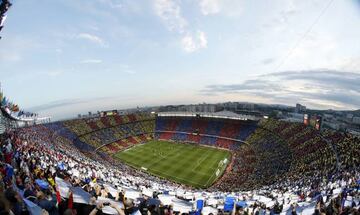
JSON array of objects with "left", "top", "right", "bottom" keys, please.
[{"left": 114, "top": 140, "right": 231, "bottom": 188}]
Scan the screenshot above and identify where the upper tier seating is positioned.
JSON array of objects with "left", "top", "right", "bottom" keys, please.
[{"left": 155, "top": 116, "right": 258, "bottom": 150}]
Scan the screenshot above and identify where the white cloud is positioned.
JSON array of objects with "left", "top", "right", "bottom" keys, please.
[
  {"left": 80, "top": 59, "right": 103, "bottom": 64},
  {"left": 47, "top": 70, "right": 63, "bottom": 77},
  {"left": 77, "top": 33, "right": 105, "bottom": 46},
  {"left": 198, "top": 31, "right": 208, "bottom": 48},
  {"left": 37, "top": 70, "right": 63, "bottom": 77},
  {"left": 97, "top": 0, "right": 123, "bottom": 9},
  {"left": 199, "top": 0, "right": 221, "bottom": 15},
  {"left": 182, "top": 35, "right": 196, "bottom": 52},
  {"left": 181, "top": 31, "right": 208, "bottom": 52},
  {"left": 0, "top": 36, "right": 40, "bottom": 63},
  {"left": 338, "top": 57, "right": 360, "bottom": 72},
  {"left": 117, "top": 64, "right": 136, "bottom": 74},
  {"left": 198, "top": 0, "right": 243, "bottom": 16},
  {"left": 0, "top": 51, "right": 22, "bottom": 62},
  {"left": 123, "top": 69, "right": 136, "bottom": 74},
  {"left": 202, "top": 70, "right": 360, "bottom": 110},
  {"left": 282, "top": 33, "right": 337, "bottom": 70},
  {"left": 154, "top": 0, "right": 187, "bottom": 33},
  {"left": 97, "top": 0, "right": 143, "bottom": 13},
  {"left": 154, "top": 0, "right": 208, "bottom": 53}
]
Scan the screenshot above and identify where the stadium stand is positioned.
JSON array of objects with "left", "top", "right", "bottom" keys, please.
[
  {"left": 155, "top": 116, "right": 257, "bottom": 150},
  {"left": 1, "top": 113, "right": 360, "bottom": 215},
  {"left": 0, "top": 112, "right": 7, "bottom": 134},
  {"left": 43, "top": 113, "right": 155, "bottom": 154}
]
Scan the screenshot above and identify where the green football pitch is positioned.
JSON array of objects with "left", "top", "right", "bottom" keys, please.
[{"left": 114, "top": 140, "right": 231, "bottom": 188}]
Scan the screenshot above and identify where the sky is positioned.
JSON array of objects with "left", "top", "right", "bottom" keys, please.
[{"left": 0, "top": 0, "right": 360, "bottom": 120}]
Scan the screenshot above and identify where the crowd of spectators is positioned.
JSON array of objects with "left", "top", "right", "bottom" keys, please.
[
  {"left": 0, "top": 115, "right": 359, "bottom": 215},
  {"left": 61, "top": 114, "right": 152, "bottom": 137},
  {"left": 0, "top": 125, "right": 186, "bottom": 215},
  {"left": 43, "top": 114, "right": 155, "bottom": 154},
  {"left": 153, "top": 117, "right": 356, "bottom": 195},
  {"left": 155, "top": 117, "right": 257, "bottom": 150},
  {"left": 80, "top": 120, "right": 154, "bottom": 149},
  {"left": 213, "top": 118, "right": 359, "bottom": 193}
]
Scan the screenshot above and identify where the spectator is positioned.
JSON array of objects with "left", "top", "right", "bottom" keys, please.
[{"left": 36, "top": 191, "right": 58, "bottom": 215}]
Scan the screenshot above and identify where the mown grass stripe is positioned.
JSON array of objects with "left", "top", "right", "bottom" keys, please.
[{"left": 114, "top": 140, "right": 231, "bottom": 188}]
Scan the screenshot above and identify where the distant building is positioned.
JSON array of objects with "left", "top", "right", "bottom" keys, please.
[
  {"left": 185, "top": 105, "right": 196, "bottom": 112},
  {"left": 323, "top": 113, "right": 334, "bottom": 119},
  {"left": 284, "top": 112, "right": 304, "bottom": 123},
  {"left": 295, "top": 103, "right": 306, "bottom": 113},
  {"left": 346, "top": 113, "right": 354, "bottom": 119},
  {"left": 323, "top": 121, "right": 340, "bottom": 130},
  {"left": 348, "top": 128, "right": 360, "bottom": 136},
  {"left": 353, "top": 117, "right": 360, "bottom": 125}
]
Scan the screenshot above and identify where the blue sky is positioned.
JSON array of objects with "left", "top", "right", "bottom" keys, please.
[{"left": 0, "top": 0, "right": 359, "bottom": 119}]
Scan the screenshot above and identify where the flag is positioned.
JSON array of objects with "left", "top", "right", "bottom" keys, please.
[
  {"left": 24, "top": 199, "right": 42, "bottom": 215},
  {"left": 68, "top": 192, "right": 73, "bottom": 209},
  {"left": 0, "top": 15, "right": 7, "bottom": 28},
  {"left": 1, "top": 96, "right": 7, "bottom": 106},
  {"left": 56, "top": 186, "right": 62, "bottom": 204}
]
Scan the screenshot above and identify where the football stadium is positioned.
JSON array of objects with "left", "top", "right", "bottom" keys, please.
[{"left": 1, "top": 0, "right": 360, "bottom": 215}]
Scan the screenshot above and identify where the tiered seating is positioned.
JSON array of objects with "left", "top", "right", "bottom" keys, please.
[
  {"left": 188, "top": 133, "right": 201, "bottom": 142},
  {"left": 5, "top": 115, "right": 360, "bottom": 215},
  {"left": 242, "top": 120, "right": 336, "bottom": 188},
  {"left": 44, "top": 113, "right": 155, "bottom": 153},
  {"left": 86, "top": 120, "right": 100, "bottom": 130},
  {"left": 113, "top": 114, "right": 123, "bottom": 124},
  {"left": 216, "top": 138, "right": 237, "bottom": 150},
  {"left": 100, "top": 116, "right": 113, "bottom": 127},
  {"left": 63, "top": 119, "right": 93, "bottom": 136},
  {"left": 159, "top": 132, "right": 175, "bottom": 140},
  {"left": 79, "top": 117, "right": 155, "bottom": 151},
  {"left": 42, "top": 114, "right": 359, "bottom": 193},
  {"left": 321, "top": 130, "right": 360, "bottom": 172},
  {"left": 213, "top": 118, "right": 353, "bottom": 191},
  {"left": 157, "top": 118, "right": 179, "bottom": 139},
  {"left": 199, "top": 136, "right": 217, "bottom": 146},
  {"left": 214, "top": 144, "right": 256, "bottom": 191},
  {"left": 155, "top": 116, "right": 258, "bottom": 150},
  {"left": 218, "top": 121, "right": 240, "bottom": 139},
  {"left": 253, "top": 119, "right": 337, "bottom": 187},
  {"left": 127, "top": 114, "right": 137, "bottom": 122},
  {"left": 205, "top": 120, "right": 223, "bottom": 136},
  {"left": 45, "top": 121, "right": 78, "bottom": 141}
]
